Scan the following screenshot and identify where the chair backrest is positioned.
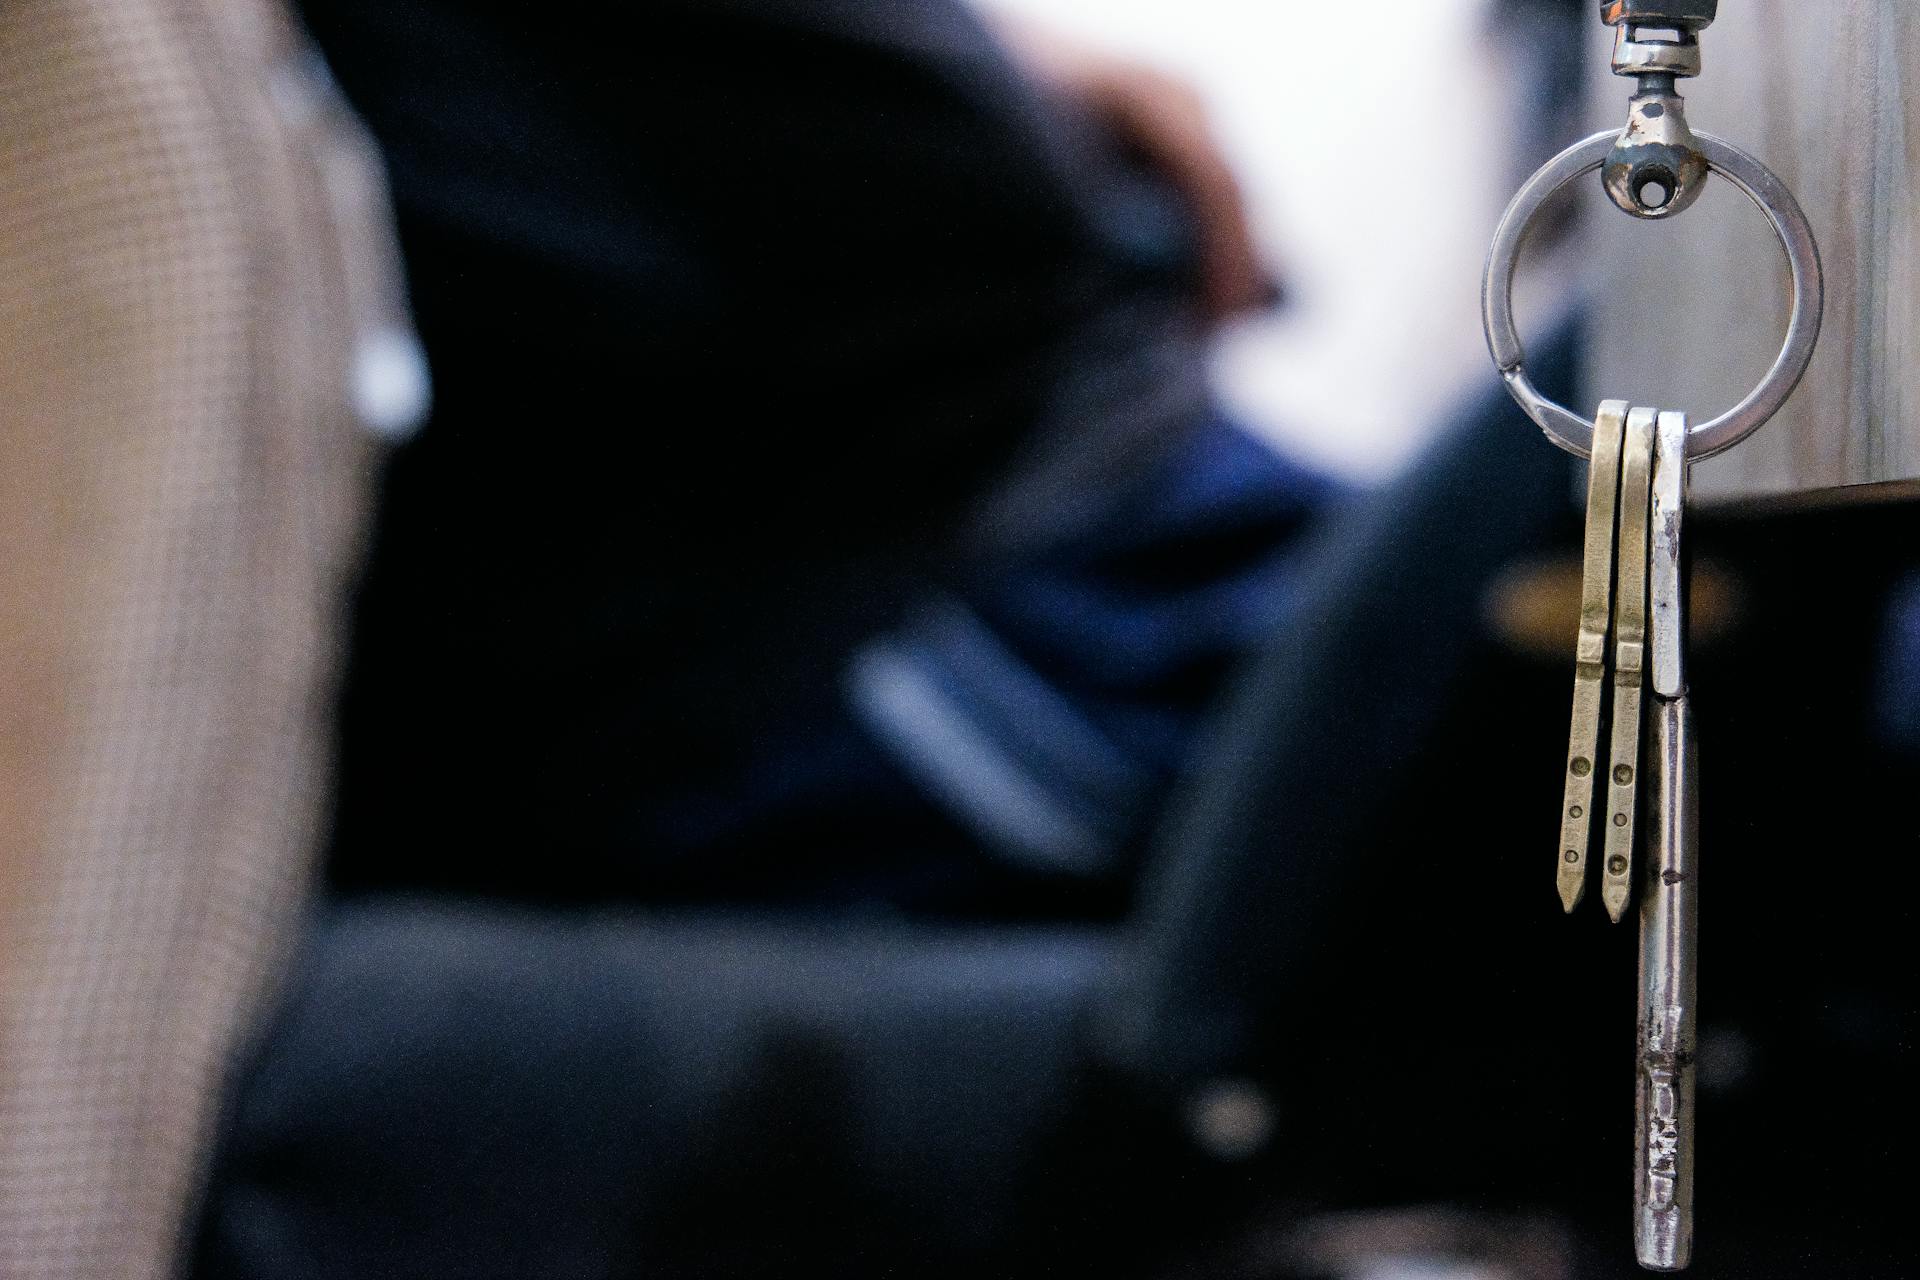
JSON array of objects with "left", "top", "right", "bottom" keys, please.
[
  {"left": 1103, "top": 323, "right": 1582, "bottom": 1088},
  {"left": 0, "top": 3, "right": 413, "bottom": 1272}
]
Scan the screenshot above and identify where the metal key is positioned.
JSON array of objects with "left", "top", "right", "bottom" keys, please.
[
  {"left": 1636, "top": 408, "right": 1696, "bottom": 1271},
  {"left": 1602, "top": 407, "right": 1657, "bottom": 923},
  {"left": 1560, "top": 401, "right": 1630, "bottom": 913}
]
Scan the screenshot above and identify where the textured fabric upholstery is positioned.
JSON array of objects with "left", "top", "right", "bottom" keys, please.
[{"left": 0, "top": 4, "right": 406, "bottom": 1273}]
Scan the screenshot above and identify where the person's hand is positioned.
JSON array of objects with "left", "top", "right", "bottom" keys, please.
[{"left": 994, "top": 14, "right": 1274, "bottom": 323}]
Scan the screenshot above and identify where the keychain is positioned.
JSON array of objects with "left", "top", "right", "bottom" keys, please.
[{"left": 1480, "top": 3, "right": 1823, "bottom": 1270}]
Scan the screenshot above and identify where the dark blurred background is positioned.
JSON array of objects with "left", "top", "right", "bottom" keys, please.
[
  {"left": 7, "top": 0, "right": 1909, "bottom": 1276},
  {"left": 201, "top": 1, "right": 1918, "bottom": 1276}
]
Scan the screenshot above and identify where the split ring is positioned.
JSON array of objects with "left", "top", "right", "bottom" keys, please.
[{"left": 1482, "top": 129, "right": 1822, "bottom": 460}]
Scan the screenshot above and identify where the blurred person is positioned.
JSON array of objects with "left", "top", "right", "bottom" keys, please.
[{"left": 308, "top": 0, "right": 1340, "bottom": 911}]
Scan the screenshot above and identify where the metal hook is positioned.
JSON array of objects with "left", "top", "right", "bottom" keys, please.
[{"left": 1600, "top": 3, "right": 1717, "bottom": 219}]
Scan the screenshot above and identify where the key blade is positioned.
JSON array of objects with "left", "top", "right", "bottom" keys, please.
[
  {"left": 1561, "top": 401, "right": 1630, "bottom": 913},
  {"left": 1636, "top": 693, "right": 1698, "bottom": 1271}
]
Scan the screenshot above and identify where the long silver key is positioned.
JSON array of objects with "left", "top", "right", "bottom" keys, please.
[
  {"left": 1648, "top": 410, "right": 1689, "bottom": 703},
  {"left": 1601, "top": 407, "right": 1656, "bottom": 923},
  {"left": 1636, "top": 408, "right": 1696, "bottom": 1271},
  {"left": 1560, "top": 400, "right": 1630, "bottom": 913}
]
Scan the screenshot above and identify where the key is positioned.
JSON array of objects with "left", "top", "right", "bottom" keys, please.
[
  {"left": 1648, "top": 409, "right": 1688, "bottom": 701},
  {"left": 1637, "top": 697, "right": 1697, "bottom": 1270},
  {"left": 1601, "top": 406, "right": 1656, "bottom": 923},
  {"left": 1636, "top": 409, "right": 1696, "bottom": 1271},
  {"left": 1560, "top": 400, "right": 1630, "bottom": 913}
]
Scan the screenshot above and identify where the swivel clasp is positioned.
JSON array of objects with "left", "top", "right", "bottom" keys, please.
[{"left": 1599, "top": 1, "right": 1717, "bottom": 219}]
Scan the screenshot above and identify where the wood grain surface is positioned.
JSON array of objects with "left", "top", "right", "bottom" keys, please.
[{"left": 1583, "top": 0, "right": 1917, "bottom": 505}]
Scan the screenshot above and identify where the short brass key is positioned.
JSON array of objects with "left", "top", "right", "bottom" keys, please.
[{"left": 1559, "top": 401, "right": 1629, "bottom": 913}]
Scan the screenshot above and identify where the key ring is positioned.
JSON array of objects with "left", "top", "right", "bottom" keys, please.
[{"left": 1482, "top": 129, "right": 1823, "bottom": 461}]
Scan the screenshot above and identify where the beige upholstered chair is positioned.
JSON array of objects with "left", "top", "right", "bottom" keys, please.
[{"left": 0, "top": 3, "right": 418, "bottom": 1274}]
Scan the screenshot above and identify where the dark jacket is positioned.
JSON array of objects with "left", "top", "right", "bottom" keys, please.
[{"left": 309, "top": 0, "right": 1222, "bottom": 898}]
